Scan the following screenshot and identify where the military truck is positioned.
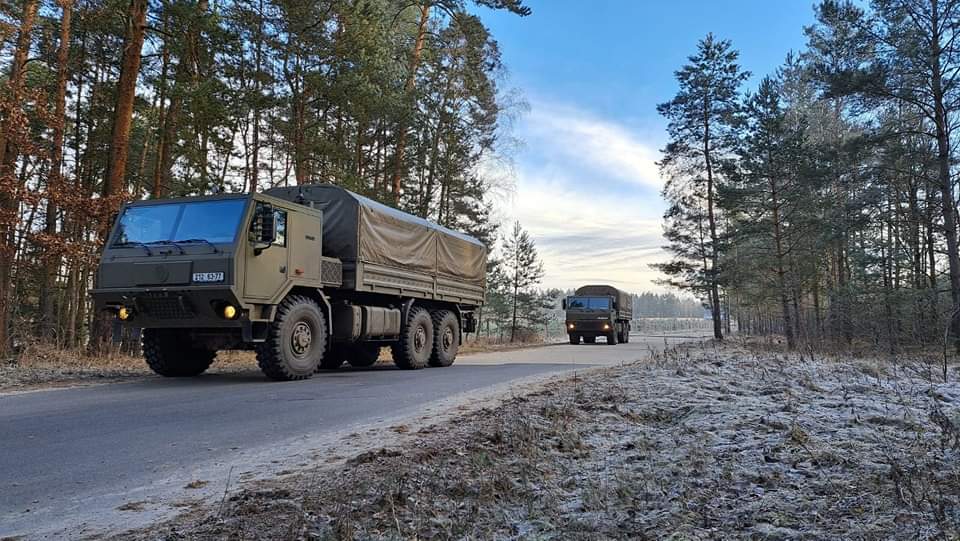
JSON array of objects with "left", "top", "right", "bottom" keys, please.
[
  {"left": 91, "top": 184, "right": 485, "bottom": 381},
  {"left": 563, "top": 285, "right": 632, "bottom": 345}
]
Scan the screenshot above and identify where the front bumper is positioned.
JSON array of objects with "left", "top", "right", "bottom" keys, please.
[
  {"left": 91, "top": 286, "right": 245, "bottom": 329},
  {"left": 566, "top": 320, "right": 613, "bottom": 334}
]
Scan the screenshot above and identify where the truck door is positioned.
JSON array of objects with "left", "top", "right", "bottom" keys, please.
[
  {"left": 244, "top": 203, "right": 289, "bottom": 299},
  {"left": 288, "top": 213, "right": 322, "bottom": 281}
]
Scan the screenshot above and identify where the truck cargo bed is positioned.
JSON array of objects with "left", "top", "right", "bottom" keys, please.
[{"left": 266, "top": 185, "right": 486, "bottom": 307}]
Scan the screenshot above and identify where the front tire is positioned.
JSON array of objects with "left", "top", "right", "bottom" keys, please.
[
  {"left": 429, "top": 310, "right": 459, "bottom": 367},
  {"left": 257, "top": 295, "right": 327, "bottom": 381},
  {"left": 569, "top": 334, "right": 580, "bottom": 345},
  {"left": 142, "top": 329, "right": 215, "bottom": 377},
  {"left": 607, "top": 330, "right": 618, "bottom": 345},
  {"left": 392, "top": 307, "right": 433, "bottom": 370}
]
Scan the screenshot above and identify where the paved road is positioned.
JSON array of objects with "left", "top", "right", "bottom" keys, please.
[{"left": 0, "top": 332, "right": 699, "bottom": 538}]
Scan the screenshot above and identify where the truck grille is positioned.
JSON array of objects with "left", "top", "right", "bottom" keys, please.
[{"left": 137, "top": 293, "right": 196, "bottom": 320}]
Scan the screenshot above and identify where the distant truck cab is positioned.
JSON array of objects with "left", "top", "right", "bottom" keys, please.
[
  {"left": 563, "top": 285, "right": 632, "bottom": 345},
  {"left": 91, "top": 185, "right": 485, "bottom": 381}
]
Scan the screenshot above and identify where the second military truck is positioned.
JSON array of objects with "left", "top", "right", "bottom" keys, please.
[
  {"left": 563, "top": 285, "right": 632, "bottom": 345},
  {"left": 92, "top": 184, "right": 485, "bottom": 380}
]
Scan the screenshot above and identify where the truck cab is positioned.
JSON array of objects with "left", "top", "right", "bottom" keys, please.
[{"left": 563, "top": 285, "right": 632, "bottom": 345}]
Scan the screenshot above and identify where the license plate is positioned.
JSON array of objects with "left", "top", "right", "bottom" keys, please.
[{"left": 192, "top": 272, "right": 224, "bottom": 283}]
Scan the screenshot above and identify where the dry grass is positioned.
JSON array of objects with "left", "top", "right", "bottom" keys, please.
[
  {"left": 119, "top": 339, "right": 960, "bottom": 540},
  {"left": 0, "top": 343, "right": 260, "bottom": 393}
]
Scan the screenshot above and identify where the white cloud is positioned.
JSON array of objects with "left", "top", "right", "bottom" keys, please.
[
  {"left": 522, "top": 101, "right": 666, "bottom": 191},
  {"left": 484, "top": 98, "right": 674, "bottom": 294},
  {"left": 509, "top": 174, "right": 669, "bottom": 293}
]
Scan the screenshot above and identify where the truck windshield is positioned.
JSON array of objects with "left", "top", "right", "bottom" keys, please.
[
  {"left": 566, "top": 296, "right": 611, "bottom": 310},
  {"left": 112, "top": 199, "right": 247, "bottom": 246}
]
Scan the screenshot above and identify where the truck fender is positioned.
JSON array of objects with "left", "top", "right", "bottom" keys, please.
[
  {"left": 314, "top": 289, "right": 333, "bottom": 335},
  {"left": 399, "top": 298, "right": 416, "bottom": 330}
]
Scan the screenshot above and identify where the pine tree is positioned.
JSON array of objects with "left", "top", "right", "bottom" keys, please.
[
  {"left": 501, "top": 221, "right": 544, "bottom": 342},
  {"left": 655, "top": 34, "right": 749, "bottom": 340}
]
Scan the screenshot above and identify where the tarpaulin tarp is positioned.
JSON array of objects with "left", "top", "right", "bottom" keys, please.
[{"left": 265, "top": 184, "right": 487, "bottom": 286}]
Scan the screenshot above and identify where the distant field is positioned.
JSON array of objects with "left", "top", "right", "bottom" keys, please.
[{"left": 632, "top": 317, "right": 717, "bottom": 333}]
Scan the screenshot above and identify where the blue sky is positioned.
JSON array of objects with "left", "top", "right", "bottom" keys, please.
[{"left": 476, "top": 0, "right": 818, "bottom": 293}]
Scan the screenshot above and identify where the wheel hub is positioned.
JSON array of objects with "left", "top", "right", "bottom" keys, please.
[
  {"left": 414, "top": 326, "right": 427, "bottom": 353},
  {"left": 291, "top": 322, "right": 313, "bottom": 356},
  {"left": 442, "top": 328, "right": 454, "bottom": 351}
]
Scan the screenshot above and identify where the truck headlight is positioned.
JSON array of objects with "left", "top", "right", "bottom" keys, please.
[
  {"left": 568, "top": 323, "right": 575, "bottom": 330},
  {"left": 602, "top": 323, "right": 610, "bottom": 330},
  {"left": 222, "top": 305, "right": 238, "bottom": 320},
  {"left": 117, "top": 307, "right": 131, "bottom": 321}
]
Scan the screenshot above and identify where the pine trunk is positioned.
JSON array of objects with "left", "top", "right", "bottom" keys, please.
[{"left": 40, "top": 0, "right": 74, "bottom": 341}]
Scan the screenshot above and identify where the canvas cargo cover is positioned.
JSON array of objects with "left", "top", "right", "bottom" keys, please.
[
  {"left": 575, "top": 284, "right": 633, "bottom": 319},
  {"left": 265, "top": 184, "right": 486, "bottom": 285}
]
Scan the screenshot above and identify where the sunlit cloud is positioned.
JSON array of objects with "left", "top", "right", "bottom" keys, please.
[
  {"left": 486, "top": 98, "right": 673, "bottom": 294},
  {"left": 521, "top": 101, "right": 666, "bottom": 192}
]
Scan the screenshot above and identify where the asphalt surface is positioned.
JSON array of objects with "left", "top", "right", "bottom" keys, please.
[{"left": 0, "top": 332, "right": 700, "bottom": 538}]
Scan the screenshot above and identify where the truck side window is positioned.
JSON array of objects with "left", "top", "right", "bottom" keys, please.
[{"left": 274, "top": 210, "right": 287, "bottom": 247}]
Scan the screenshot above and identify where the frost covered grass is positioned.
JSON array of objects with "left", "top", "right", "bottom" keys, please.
[{"left": 125, "top": 339, "right": 960, "bottom": 540}]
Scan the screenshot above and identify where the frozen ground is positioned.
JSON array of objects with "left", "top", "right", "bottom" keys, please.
[{"left": 120, "top": 339, "right": 960, "bottom": 540}]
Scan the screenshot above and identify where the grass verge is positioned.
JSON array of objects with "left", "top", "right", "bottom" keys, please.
[{"left": 119, "top": 339, "right": 960, "bottom": 539}]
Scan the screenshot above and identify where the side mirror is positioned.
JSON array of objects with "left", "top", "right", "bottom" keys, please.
[
  {"left": 251, "top": 202, "right": 276, "bottom": 254},
  {"left": 561, "top": 299, "right": 567, "bottom": 310}
]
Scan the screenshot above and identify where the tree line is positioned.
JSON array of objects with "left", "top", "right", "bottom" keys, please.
[
  {"left": 658, "top": 0, "right": 960, "bottom": 353},
  {"left": 0, "top": 0, "right": 533, "bottom": 356}
]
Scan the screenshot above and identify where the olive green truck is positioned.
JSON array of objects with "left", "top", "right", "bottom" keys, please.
[
  {"left": 91, "top": 184, "right": 485, "bottom": 381},
  {"left": 563, "top": 285, "right": 632, "bottom": 345}
]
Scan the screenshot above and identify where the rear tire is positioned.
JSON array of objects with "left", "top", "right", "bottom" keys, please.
[
  {"left": 347, "top": 343, "right": 381, "bottom": 368},
  {"left": 142, "top": 329, "right": 215, "bottom": 377},
  {"left": 607, "top": 330, "right": 618, "bottom": 345},
  {"left": 569, "top": 334, "right": 580, "bottom": 345},
  {"left": 429, "top": 310, "right": 459, "bottom": 367},
  {"left": 257, "top": 295, "right": 327, "bottom": 381},
  {"left": 392, "top": 307, "right": 433, "bottom": 370}
]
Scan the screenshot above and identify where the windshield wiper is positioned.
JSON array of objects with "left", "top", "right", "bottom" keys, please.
[
  {"left": 115, "top": 241, "right": 153, "bottom": 256},
  {"left": 176, "top": 238, "right": 219, "bottom": 253},
  {"left": 144, "top": 240, "right": 185, "bottom": 255}
]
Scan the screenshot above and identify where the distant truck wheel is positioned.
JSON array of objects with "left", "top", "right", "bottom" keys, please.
[
  {"left": 607, "top": 330, "right": 618, "bottom": 345},
  {"left": 392, "top": 306, "right": 433, "bottom": 370},
  {"left": 257, "top": 295, "right": 327, "bottom": 381},
  {"left": 142, "top": 329, "right": 216, "bottom": 377},
  {"left": 348, "top": 343, "right": 381, "bottom": 368},
  {"left": 569, "top": 334, "right": 580, "bottom": 345},
  {"left": 429, "top": 310, "right": 459, "bottom": 367},
  {"left": 583, "top": 336, "right": 596, "bottom": 344}
]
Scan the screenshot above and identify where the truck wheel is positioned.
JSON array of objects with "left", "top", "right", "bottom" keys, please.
[
  {"left": 622, "top": 326, "right": 630, "bottom": 343},
  {"left": 607, "top": 330, "right": 618, "bottom": 346},
  {"left": 569, "top": 334, "right": 580, "bottom": 345},
  {"left": 429, "top": 310, "right": 459, "bottom": 367},
  {"left": 257, "top": 295, "right": 327, "bottom": 381},
  {"left": 391, "top": 306, "right": 433, "bottom": 370},
  {"left": 348, "top": 343, "right": 381, "bottom": 368},
  {"left": 583, "top": 336, "right": 596, "bottom": 344},
  {"left": 142, "top": 329, "right": 216, "bottom": 377}
]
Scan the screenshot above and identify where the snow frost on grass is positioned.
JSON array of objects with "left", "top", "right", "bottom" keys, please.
[{"left": 129, "top": 340, "right": 960, "bottom": 540}]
